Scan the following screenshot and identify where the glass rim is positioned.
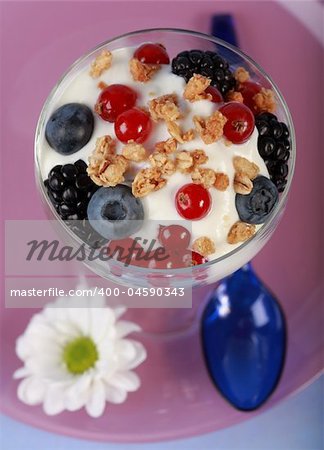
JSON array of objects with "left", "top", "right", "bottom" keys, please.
[{"left": 34, "top": 27, "right": 296, "bottom": 276}]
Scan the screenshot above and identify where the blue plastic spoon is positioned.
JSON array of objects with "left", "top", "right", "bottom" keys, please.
[
  {"left": 200, "top": 15, "right": 287, "bottom": 410},
  {"left": 201, "top": 263, "right": 286, "bottom": 410}
]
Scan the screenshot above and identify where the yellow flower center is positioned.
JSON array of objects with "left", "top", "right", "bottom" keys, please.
[{"left": 63, "top": 336, "right": 98, "bottom": 374}]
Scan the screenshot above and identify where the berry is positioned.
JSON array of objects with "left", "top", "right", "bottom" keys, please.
[
  {"left": 94, "top": 84, "right": 137, "bottom": 122},
  {"left": 175, "top": 183, "right": 211, "bottom": 220},
  {"left": 237, "top": 81, "right": 262, "bottom": 112},
  {"left": 44, "top": 160, "right": 105, "bottom": 247},
  {"left": 188, "top": 251, "right": 208, "bottom": 266},
  {"left": 45, "top": 103, "right": 94, "bottom": 155},
  {"left": 134, "top": 43, "right": 170, "bottom": 64},
  {"left": 107, "top": 238, "right": 144, "bottom": 266},
  {"left": 205, "top": 86, "right": 223, "bottom": 103},
  {"left": 255, "top": 113, "right": 291, "bottom": 192},
  {"left": 235, "top": 176, "right": 279, "bottom": 224},
  {"left": 87, "top": 185, "right": 144, "bottom": 240},
  {"left": 171, "top": 50, "right": 236, "bottom": 96},
  {"left": 114, "top": 108, "right": 152, "bottom": 143},
  {"left": 219, "top": 102, "right": 255, "bottom": 144},
  {"left": 158, "top": 225, "right": 191, "bottom": 250}
]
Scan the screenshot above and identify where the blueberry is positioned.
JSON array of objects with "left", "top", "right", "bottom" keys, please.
[
  {"left": 45, "top": 103, "right": 94, "bottom": 155},
  {"left": 235, "top": 176, "right": 279, "bottom": 225},
  {"left": 87, "top": 185, "right": 144, "bottom": 240}
]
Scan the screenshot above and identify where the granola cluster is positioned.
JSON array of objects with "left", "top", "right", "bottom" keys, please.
[
  {"left": 193, "top": 111, "right": 227, "bottom": 144},
  {"left": 149, "top": 152, "right": 175, "bottom": 176},
  {"left": 149, "top": 94, "right": 180, "bottom": 122},
  {"left": 167, "top": 121, "right": 195, "bottom": 144},
  {"left": 253, "top": 88, "right": 276, "bottom": 113},
  {"left": 233, "top": 156, "right": 259, "bottom": 195},
  {"left": 122, "top": 141, "right": 147, "bottom": 162},
  {"left": 89, "top": 50, "right": 112, "bottom": 78},
  {"left": 155, "top": 138, "right": 178, "bottom": 154},
  {"left": 87, "top": 136, "right": 128, "bottom": 187},
  {"left": 191, "top": 168, "right": 216, "bottom": 189},
  {"left": 129, "top": 58, "right": 160, "bottom": 82},
  {"left": 183, "top": 74, "right": 212, "bottom": 102},
  {"left": 234, "top": 66, "right": 250, "bottom": 83},
  {"left": 132, "top": 168, "right": 166, "bottom": 198},
  {"left": 227, "top": 221, "right": 256, "bottom": 244},
  {"left": 192, "top": 236, "right": 216, "bottom": 256},
  {"left": 226, "top": 91, "right": 244, "bottom": 103}
]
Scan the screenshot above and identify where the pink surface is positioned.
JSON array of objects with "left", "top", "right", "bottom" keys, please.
[{"left": 0, "top": 0, "right": 323, "bottom": 443}]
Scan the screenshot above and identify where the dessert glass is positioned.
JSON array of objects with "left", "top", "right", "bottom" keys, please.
[{"left": 34, "top": 28, "right": 295, "bottom": 332}]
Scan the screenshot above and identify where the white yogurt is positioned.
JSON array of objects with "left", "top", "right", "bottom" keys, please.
[{"left": 39, "top": 46, "right": 269, "bottom": 261}]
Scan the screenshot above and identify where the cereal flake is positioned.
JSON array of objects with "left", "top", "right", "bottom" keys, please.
[
  {"left": 192, "top": 236, "right": 216, "bottom": 256},
  {"left": 175, "top": 151, "right": 194, "bottom": 173},
  {"left": 129, "top": 58, "right": 160, "bottom": 82},
  {"left": 234, "top": 172, "right": 253, "bottom": 195},
  {"left": 227, "top": 221, "right": 256, "bottom": 244},
  {"left": 149, "top": 152, "right": 176, "bottom": 176},
  {"left": 89, "top": 50, "right": 112, "bottom": 78},
  {"left": 132, "top": 168, "right": 166, "bottom": 198},
  {"left": 183, "top": 74, "right": 211, "bottom": 102},
  {"left": 233, "top": 156, "right": 259, "bottom": 180},
  {"left": 234, "top": 67, "right": 250, "bottom": 83},
  {"left": 226, "top": 91, "right": 244, "bottom": 103},
  {"left": 192, "top": 149, "right": 208, "bottom": 165},
  {"left": 155, "top": 138, "right": 178, "bottom": 154},
  {"left": 214, "top": 172, "right": 229, "bottom": 191},
  {"left": 122, "top": 141, "right": 147, "bottom": 162},
  {"left": 148, "top": 94, "right": 180, "bottom": 122},
  {"left": 253, "top": 88, "right": 276, "bottom": 113},
  {"left": 193, "top": 111, "right": 227, "bottom": 144},
  {"left": 191, "top": 168, "right": 216, "bottom": 189},
  {"left": 167, "top": 121, "right": 195, "bottom": 144}
]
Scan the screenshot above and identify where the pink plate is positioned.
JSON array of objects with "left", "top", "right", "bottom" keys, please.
[{"left": 0, "top": 0, "right": 323, "bottom": 443}]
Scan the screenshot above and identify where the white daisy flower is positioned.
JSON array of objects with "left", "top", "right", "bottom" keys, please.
[{"left": 13, "top": 286, "right": 147, "bottom": 418}]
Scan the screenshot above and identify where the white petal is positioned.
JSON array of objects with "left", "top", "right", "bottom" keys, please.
[
  {"left": 17, "top": 376, "right": 46, "bottom": 405},
  {"left": 43, "top": 384, "right": 66, "bottom": 415},
  {"left": 113, "top": 306, "right": 127, "bottom": 320},
  {"left": 109, "top": 371, "right": 140, "bottom": 392},
  {"left": 116, "top": 340, "right": 147, "bottom": 370},
  {"left": 65, "top": 374, "right": 92, "bottom": 411},
  {"left": 13, "top": 366, "right": 31, "bottom": 379},
  {"left": 85, "top": 379, "right": 106, "bottom": 418},
  {"left": 67, "top": 308, "right": 90, "bottom": 335},
  {"left": 115, "top": 321, "right": 141, "bottom": 339},
  {"left": 89, "top": 308, "right": 116, "bottom": 343},
  {"left": 105, "top": 384, "right": 127, "bottom": 404}
]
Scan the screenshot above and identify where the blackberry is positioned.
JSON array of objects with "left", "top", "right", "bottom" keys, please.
[
  {"left": 44, "top": 160, "right": 107, "bottom": 247},
  {"left": 255, "top": 113, "right": 291, "bottom": 193},
  {"left": 171, "top": 49, "right": 236, "bottom": 96}
]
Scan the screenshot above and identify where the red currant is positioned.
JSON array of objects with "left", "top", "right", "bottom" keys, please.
[
  {"left": 175, "top": 183, "right": 211, "bottom": 220},
  {"left": 134, "top": 43, "right": 170, "bottom": 65},
  {"left": 219, "top": 102, "right": 255, "bottom": 144},
  {"left": 205, "top": 85, "right": 223, "bottom": 103},
  {"left": 114, "top": 108, "right": 152, "bottom": 143},
  {"left": 94, "top": 84, "right": 137, "bottom": 123},
  {"left": 107, "top": 238, "right": 143, "bottom": 265},
  {"left": 237, "top": 81, "right": 262, "bottom": 113},
  {"left": 158, "top": 225, "right": 191, "bottom": 250},
  {"left": 186, "top": 251, "right": 208, "bottom": 266}
]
